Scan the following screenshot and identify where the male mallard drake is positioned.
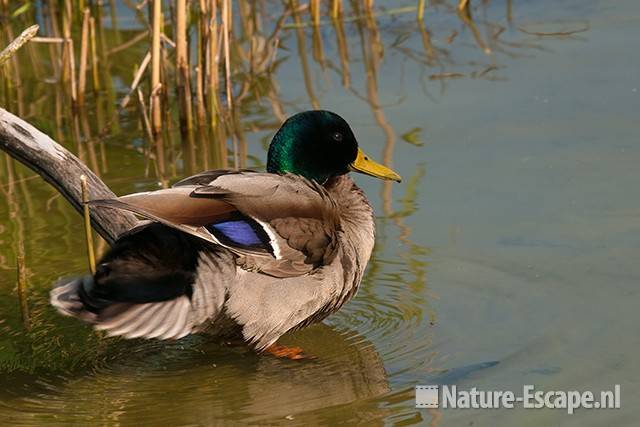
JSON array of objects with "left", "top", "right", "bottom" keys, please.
[{"left": 51, "top": 110, "right": 401, "bottom": 352}]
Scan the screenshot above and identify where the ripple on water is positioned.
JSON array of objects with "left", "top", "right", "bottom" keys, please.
[{"left": 0, "top": 322, "right": 395, "bottom": 425}]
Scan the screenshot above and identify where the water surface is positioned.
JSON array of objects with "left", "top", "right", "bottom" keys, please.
[{"left": 1, "top": 0, "right": 639, "bottom": 425}]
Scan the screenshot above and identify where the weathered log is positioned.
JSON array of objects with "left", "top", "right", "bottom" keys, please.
[{"left": 0, "top": 108, "right": 138, "bottom": 244}]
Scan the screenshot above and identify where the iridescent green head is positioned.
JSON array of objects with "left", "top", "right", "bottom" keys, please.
[{"left": 267, "top": 110, "right": 401, "bottom": 184}]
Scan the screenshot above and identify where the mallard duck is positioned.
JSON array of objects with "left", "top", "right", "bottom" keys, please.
[{"left": 51, "top": 110, "right": 401, "bottom": 355}]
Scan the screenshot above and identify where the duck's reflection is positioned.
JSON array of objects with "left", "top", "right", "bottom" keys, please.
[{"left": 1, "top": 323, "right": 389, "bottom": 424}]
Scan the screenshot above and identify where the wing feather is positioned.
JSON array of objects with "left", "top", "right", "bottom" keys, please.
[{"left": 93, "top": 172, "right": 342, "bottom": 278}]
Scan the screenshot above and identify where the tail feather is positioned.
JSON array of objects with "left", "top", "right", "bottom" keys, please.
[
  {"left": 50, "top": 276, "right": 99, "bottom": 322},
  {"left": 49, "top": 224, "right": 227, "bottom": 341},
  {"left": 50, "top": 276, "right": 194, "bottom": 340}
]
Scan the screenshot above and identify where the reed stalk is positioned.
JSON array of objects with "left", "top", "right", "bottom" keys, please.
[
  {"left": 207, "top": 0, "right": 227, "bottom": 168},
  {"left": 150, "top": 0, "right": 163, "bottom": 137},
  {"left": 176, "top": 0, "right": 194, "bottom": 136},
  {"left": 63, "top": 0, "right": 78, "bottom": 104},
  {"left": 89, "top": 16, "right": 100, "bottom": 92},
  {"left": 331, "top": 0, "right": 341, "bottom": 19},
  {"left": 222, "top": 0, "right": 233, "bottom": 113},
  {"left": 222, "top": 0, "right": 236, "bottom": 168},
  {"left": 195, "top": 65, "right": 207, "bottom": 128},
  {"left": 417, "top": 0, "right": 426, "bottom": 21},
  {"left": 364, "top": 0, "right": 375, "bottom": 18},
  {"left": 310, "top": 0, "right": 320, "bottom": 26},
  {"left": 136, "top": 87, "right": 155, "bottom": 149},
  {"left": 80, "top": 174, "right": 96, "bottom": 274},
  {"left": 207, "top": 0, "right": 220, "bottom": 126},
  {"left": 78, "top": 9, "right": 90, "bottom": 105}
]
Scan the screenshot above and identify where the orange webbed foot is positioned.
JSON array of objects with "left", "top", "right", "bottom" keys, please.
[{"left": 264, "top": 344, "right": 315, "bottom": 360}]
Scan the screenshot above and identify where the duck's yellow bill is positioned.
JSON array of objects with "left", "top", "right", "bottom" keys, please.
[{"left": 349, "top": 149, "right": 402, "bottom": 182}]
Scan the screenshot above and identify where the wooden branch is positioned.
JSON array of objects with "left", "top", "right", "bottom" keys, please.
[{"left": 0, "top": 108, "right": 139, "bottom": 244}]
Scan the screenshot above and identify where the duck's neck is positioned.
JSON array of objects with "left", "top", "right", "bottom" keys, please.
[{"left": 324, "top": 175, "right": 375, "bottom": 262}]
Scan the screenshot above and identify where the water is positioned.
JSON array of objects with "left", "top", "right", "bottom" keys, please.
[{"left": 1, "top": 0, "right": 639, "bottom": 425}]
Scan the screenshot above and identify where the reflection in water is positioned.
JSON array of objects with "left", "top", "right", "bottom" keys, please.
[
  {"left": 0, "top": 324, "right": 389, "bottom": 425},
  {"left": 2, "top": 155, "right": 31, "bottom": 331},
  {"left": 290, "top": 0, "right": 321, "bottom": 110},
  {"left": 333, "top": 14, "right": 351, "bottom": 88},
  {"left": 457, "top": 0, "right": 492, "bottom": 55}
]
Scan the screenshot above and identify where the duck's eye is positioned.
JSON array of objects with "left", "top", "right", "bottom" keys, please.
[{"left": 332, "top": 132, "right": 344, "bottom": 142}]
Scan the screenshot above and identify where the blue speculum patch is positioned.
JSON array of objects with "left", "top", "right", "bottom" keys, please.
[{"left": 208, "top": 220, "right": 264, "bottom": 247}]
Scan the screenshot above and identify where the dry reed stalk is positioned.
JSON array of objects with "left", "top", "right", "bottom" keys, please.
[
  {"left": 159, "top": 34, "right": 177, "bottom": 179},
  {"left": 118, "top": 51, "right": 150, "bottom": 110},
  {"left": 150, "top": 0, "right": 162, "bottom": 136},
  {"left": 222, "top": 0, "right": 233, "bottom": 113},
  {"left": 67, "top": 41, "right": 78, "bottom": 104},
  {"left": 222, "top": 0, "right": 237, "bottom": 169},
  {"left": 89, "top": 16, "right": 100, "bottom": 92},
  {"left": 136, "top": 87, "right": 155, "bottom": 148},
  {"left": 207, "top": 0, "right": 223, "bottom": 137},
  {"left": 80, "top": 174, "right": 96, "bottom": 274},
  {"left": 310, "top": 0, "right": 320, "bottom": 26},
  {"left": 364, "top": 0, "right": 374, "bottom": 17},
  {"left": 78, "top": 0, "right": 85, "bottom": 17},
  {"left": 195, "top": 65, "right": 207, "bottom": 127},
  {"left": 176, "top": 0, "right": 194, "bottom": 135},
  {"left": 59, "top": 39, "right": 69, "bottom": 86},
  {"left": 331, "top": 0, "right": 341, "bottom": 19},
  {"left": 196, "top": 1, "right": 208, "bottom": 122},
  {"left": 63, "top": 0, "right": 78, "bottom": 104},
  {"left": 78, "top": 9, "right": 90, "bottom": 105},
  {"left": 417, "top": 0, "right": 426, "bottom": 21},
  {"left": 31, "top": 36, "right": 66, "bottom": 43}
]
